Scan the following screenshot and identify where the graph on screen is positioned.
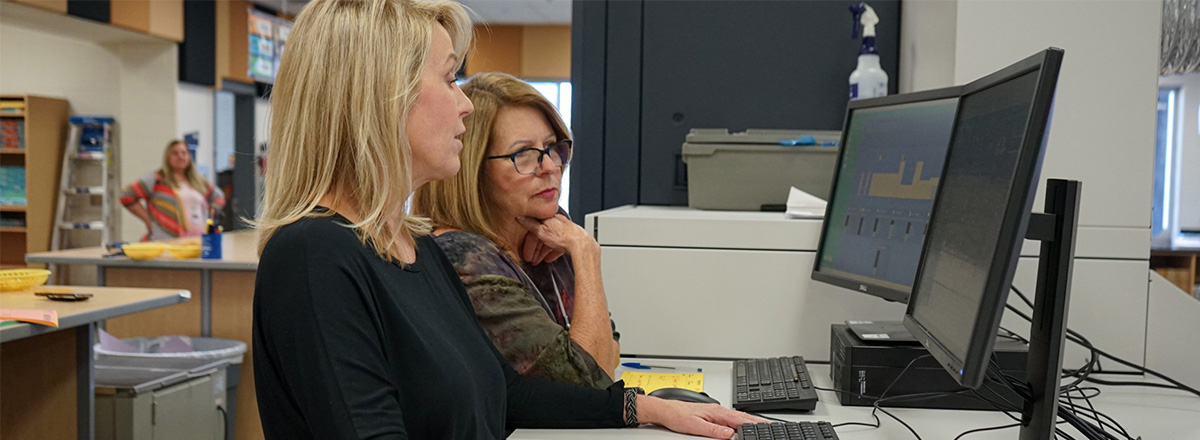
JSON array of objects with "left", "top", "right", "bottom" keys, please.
[{"left": 816, "top": 98, "right": 959, "bottom": 291}]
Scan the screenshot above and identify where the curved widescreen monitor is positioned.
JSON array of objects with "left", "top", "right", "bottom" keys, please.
[
  {"left": 903, "top": 48, "right": 1063, "bottom": 389},
  {"left": 812, "top": 88, "right": 961, "bottom": 303}
]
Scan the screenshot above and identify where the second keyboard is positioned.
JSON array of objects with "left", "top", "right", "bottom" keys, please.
[{"left": 732, "top": 356, "right": 819, "bottom": 412}]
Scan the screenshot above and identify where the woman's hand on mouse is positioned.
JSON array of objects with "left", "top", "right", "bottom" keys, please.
[{"left": 636, "top": 395, "right": 768, "bottom": 439}]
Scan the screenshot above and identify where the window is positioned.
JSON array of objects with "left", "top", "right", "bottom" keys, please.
[{"left": 1153, "top": 87, "right": 1179, "bottom": 239}]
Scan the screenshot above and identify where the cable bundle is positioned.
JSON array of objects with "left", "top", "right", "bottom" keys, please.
[{"left": 809, "top": 286, "right": 1199, "bottom": 439}]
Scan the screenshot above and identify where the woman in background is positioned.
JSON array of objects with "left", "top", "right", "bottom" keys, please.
[
  {"left": 413, "top": 72, "right": 619, "bottom": 389},
  {"left": 120, "top": 140, "right": 224, "bottom": 241}
]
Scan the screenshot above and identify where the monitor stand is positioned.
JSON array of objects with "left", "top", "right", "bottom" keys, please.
[
  {"left": 845, "top": 320, "right": 919, "bottom": 344},
  {"left": 1018, "top": 178, "right": 1081, "bottom": 440}
]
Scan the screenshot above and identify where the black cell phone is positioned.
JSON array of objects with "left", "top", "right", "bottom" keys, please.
[{"left": 35, "top": 292, "right": 93, "bottom": 302}]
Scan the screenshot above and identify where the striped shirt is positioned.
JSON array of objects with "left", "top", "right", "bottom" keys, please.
[{"left": 120, "top": 172, "right": 225, "bottom": 241}]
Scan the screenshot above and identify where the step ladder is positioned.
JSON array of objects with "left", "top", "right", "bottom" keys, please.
[{"left": 49, "top": 117, "right": 117, "bottom": 277}]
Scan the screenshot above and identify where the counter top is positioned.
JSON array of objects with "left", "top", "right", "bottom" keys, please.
[
  {"left": 1, "top": 285, "right": 190, "bottom": 343},
  {"left": 26, "top": 230, "right": 259, "bottom": 270}
]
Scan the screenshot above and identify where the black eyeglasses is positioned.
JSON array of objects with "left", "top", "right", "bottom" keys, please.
[{"left": 486, "top": 139, "right": 573, "bottom": 175}]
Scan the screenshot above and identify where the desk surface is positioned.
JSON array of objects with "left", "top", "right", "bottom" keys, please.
[
  {"left": 0, "top": 285, "right": 190, "bottom": 343},
  {"left": 511, "top": 358, "right": 1200, "bottom": 439},
  {"left": 26, "top": 230, "right": 259, "bottom": 270}
]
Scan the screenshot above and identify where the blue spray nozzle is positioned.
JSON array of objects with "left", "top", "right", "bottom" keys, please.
[{"left": 849, "top": 2, "right": 867, "bottom": 39}]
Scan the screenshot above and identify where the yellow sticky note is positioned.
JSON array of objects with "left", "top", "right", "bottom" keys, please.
[{"left": 620, "top": 371, "right": 704, "bottom": 393}]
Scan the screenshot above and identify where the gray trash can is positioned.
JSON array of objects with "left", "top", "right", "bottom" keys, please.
[{"left": 96, "top": 336, "right": 247, "bottom": 440}]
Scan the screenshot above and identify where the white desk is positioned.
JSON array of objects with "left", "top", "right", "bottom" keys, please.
[{"left": 511, "top": 358, "right": 1200, "bottom": 439}]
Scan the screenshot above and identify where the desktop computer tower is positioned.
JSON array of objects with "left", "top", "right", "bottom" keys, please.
[{"left": 830, "top": 324, "right": 1027, "bottom": 410}]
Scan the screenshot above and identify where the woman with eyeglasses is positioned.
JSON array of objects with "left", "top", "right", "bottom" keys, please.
[
  {"left": 256, "top": 3, "right": 762, "bottom": 437},
  {"left": 413, "top": 72, "right": 620, "bottom": 389}
]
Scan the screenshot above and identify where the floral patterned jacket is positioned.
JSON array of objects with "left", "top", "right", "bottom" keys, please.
[{"left": 434, "top": 230, "right": 618, "bottom": 389}]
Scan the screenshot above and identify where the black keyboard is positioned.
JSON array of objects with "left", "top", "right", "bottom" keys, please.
[
  {"left": 737, "top": 421, "right": 839, "bottom": 440},
  {"left": 732, "top": 356, "right": 819, "bottom": 412}
]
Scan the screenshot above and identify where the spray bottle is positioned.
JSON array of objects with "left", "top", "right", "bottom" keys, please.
[{"left": 848, "top": 2, "right": 888, "bottom": 100}]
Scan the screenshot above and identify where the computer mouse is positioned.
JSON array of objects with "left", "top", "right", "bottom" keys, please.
[{"left": 648, "top": 387, "right": 721, "bottom": 405}]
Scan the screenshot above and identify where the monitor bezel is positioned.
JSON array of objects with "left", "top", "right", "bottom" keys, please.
[
  {"left": 811, "top": 86, "right": 964, "bottom": 304},
  {"left": 902, "top": 48, "right": 1064, "bottom": 388}
]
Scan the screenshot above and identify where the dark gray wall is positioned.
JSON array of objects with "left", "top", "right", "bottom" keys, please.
[{"left": 570, "top": 0, "right": 901, "bottom": 220}]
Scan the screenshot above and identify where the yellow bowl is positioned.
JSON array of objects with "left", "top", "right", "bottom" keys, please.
[
  {"left": 0, "top": 269, "right": 51, "bottom": 292},
  {"left": 166, "top": 244, "right": 201, "bottom": 259},
  {"left": 122, "top": 243, "right": 166, "bottom": 260}
]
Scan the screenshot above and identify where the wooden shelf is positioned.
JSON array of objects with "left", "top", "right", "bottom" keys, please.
[
  {"left": 0, "top": 95, "right": 66, "bottom": 277},
  {"left": 0, "top": 264, "right": 28, "bottom": 269},
  {"left": 0, "top": 112, "right": 25, "bottom": 118}
]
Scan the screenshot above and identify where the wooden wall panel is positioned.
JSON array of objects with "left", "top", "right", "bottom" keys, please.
[
  {"left": 148, "top": 0, "right": 184, "bottom": 42},
  {"left": 23, "top": 96, "right": 68, "bottom": 265},
  {"left": 225, "top": 0, "right": 254, "bottom": 84},
  {"left": 8, "top": 0, "right": 67, "bottom": 14},
  {"left": 211, "top": 270, "right": 262, "bottom": 440},
  {"left": 466, "top": 25, "right": 523, "bottom": 77},
  {"left": 0, "top": 328, "right": 77, "bottom": 440},
  {"left": 110, "top": 0, "right": 150, "bottom": 34},
  {"left": 520, "top": 25, "right": 571, "bottom": 79},
  {"left": 102, "top": 268, "right": 202, "bottom": 338}
]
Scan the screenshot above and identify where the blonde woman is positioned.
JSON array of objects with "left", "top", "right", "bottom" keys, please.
[
  {"left": 120, "top": 140, "right": 224, "bottom": 241},
  {"left": 252, "top": 0, "right": 762, "bottom": 439},
  {"left": 413, "top": 72, "right": 619, "bottom": 390}
]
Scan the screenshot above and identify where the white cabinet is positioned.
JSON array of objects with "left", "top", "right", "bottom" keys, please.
[{"left": 589, "top": 205, "right": 1150, "bottom": 371}]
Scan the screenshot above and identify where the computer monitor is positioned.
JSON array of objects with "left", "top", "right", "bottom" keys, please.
[
  {"left": 903, "top": 48, "right": 1064, "bottom": 391},
  {"left": 812, "top": 89, "right": 961, "bottom": 303}
]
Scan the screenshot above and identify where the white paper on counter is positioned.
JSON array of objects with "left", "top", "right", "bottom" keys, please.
[{"left": 785, "top": 187, "right": 827, "bottom": 219}]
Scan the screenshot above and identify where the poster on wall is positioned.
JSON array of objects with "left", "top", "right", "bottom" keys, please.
[
  {"left": 248, "top": 9, "right": 276, "bottom": 83},
  {"left": 273, "top": 20, "right": 291, "bottom": 82}
]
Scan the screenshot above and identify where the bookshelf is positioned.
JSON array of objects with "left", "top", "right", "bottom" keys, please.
[{"left": 0, "top": 95, "right": 68, "bottom": 269}]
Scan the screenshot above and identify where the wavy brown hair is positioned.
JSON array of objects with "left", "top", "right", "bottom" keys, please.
[{"left": 411, "top": 71, "right": 570, "bottom": 248}]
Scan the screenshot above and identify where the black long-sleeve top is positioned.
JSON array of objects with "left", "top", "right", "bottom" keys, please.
[{"left": 252, "top": 212, "right": 626, "bottom": 439}]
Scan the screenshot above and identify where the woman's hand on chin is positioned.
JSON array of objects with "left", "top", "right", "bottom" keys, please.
[
  {"left": 520, "top": 230, "right": 564, "bottom": 265},
  {"left": 516, "top": 214, "right": 598, "bottom": 263}
]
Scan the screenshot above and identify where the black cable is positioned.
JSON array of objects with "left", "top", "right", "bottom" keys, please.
[
  {"left": 831, "top": 412, "right": 880, "bottom": 429},
  {"left": 1002, "top": 302, "right": 1098, "bottom": 391},
  {"left": 1082, "top": 376, "right": 1192, "bottom": 390},
  {"left": 1010, "top": 286, "right": 1200, "bottom": 398},
  {"left": 866, "top": 354, "right": 929, "bottom": 440},
  {"left": 813, "top": 386, "right": 973, "bottom": 405},
  {"left": 875, "top": 406, "right": 922, "bottom": 440},
  {"left": 1003, "top": 287, "right": 1174, "bottom": 439},
  {"left": 953, "top": 422, "right": 1022, "bottom": 439},
  {"left": 1061, "top": 408, "right": 1132, "bottom": 440},
  {"left": 217, "top": 406, "right": 228, "bottom": 437},
  {"left": 818, "top": 355, "right": 932, "bottom": 438},
  {"left": 1056, "top": 394, "right": 1133, "bottom": 439},
  {"left": 1060, "top": 386, "right": 1101, "bottom": 400},
  {"left": 1072, "top": 387, "right": 1119, "bottom": 440},
  {"left": 998, "top": 325, "right": 1030, "bottom": 344}
]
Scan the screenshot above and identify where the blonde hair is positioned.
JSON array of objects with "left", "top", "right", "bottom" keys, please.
[
  {"left": 412, "top": 72, "right": 570, "bottom": 248},
  {"left": 160, "top": 140, "right": 210, "bottom": 192},
  {"left": 255, "top": 0, "right": 472, "bottom": 259}
]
